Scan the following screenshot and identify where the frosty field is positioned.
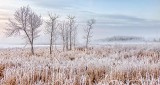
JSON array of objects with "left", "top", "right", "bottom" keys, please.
[{"left": 0, "top": 44, "right": 160, "bottom": 85}]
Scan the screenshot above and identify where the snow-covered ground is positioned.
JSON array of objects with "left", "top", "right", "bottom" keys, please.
[{"left": 0, "top": 44, "right": 159, "bottom": 85}]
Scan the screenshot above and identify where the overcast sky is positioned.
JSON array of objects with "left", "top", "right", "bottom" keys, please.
[{"left": 0, "top": 0, "right": 160, "bottom": 44}]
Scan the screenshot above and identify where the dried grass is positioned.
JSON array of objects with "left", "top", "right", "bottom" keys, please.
[{"left": 0, "top": 44, "right": 160, "bottom": 85}]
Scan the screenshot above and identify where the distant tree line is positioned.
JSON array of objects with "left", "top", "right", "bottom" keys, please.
[
  {"left": 101, "top": 36, "right": 145, "bottom": 42},
  {"left": 5, "top": 6, "right": 96, "bottom": 55}
]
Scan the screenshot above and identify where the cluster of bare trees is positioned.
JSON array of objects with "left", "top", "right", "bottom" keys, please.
[{"left": 6, "top": 6, "right": 95, "bottom": 55}]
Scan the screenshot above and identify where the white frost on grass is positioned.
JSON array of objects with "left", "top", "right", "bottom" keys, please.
[{"left": 0, "top": 44, "right": 159, "bottom": 85}]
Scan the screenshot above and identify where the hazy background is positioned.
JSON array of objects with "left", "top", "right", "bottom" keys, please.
[{"left": 0, "top": 0, "right": 160, "bottom": 44}]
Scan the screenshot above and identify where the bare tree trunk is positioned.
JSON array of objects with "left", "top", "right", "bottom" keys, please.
[
  {"left": 85, "top": 28, "right": 91, "bottom": 49},
  {"left": 73, "top": 38, "right": 76, "bottom": 50},
  {"left": 50, "top": 32, "right": 53, "bottom": 54},
  {"left": 31, "top": 18, "right": 34, "bottom": 55},
  {"left": 69, "top": 29, "right": 72, "bottom": 50},
  {"left": 85, "top": 39, "right": 89, "bottom": 49},
  {"left": 24, "top": 30, "right": 34, "bottom": 55},
  {"left": 62, "top": 37, "right": 65, "bottom": 51},
  {"left": 31, "top": 43, "right": 34, "bottom": 55},
  {"left": 66, "top": 34, "right": 69, "bottom": 50}
]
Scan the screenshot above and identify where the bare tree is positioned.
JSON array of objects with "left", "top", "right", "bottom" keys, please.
[
  {"left": 6, "top": 6, "right": 42, "bottom": 55},
  {"left": 59, "top": 21, "right": 69, "bottom": 51},
  {"left": 84, "top": 19, "right": 95, "bottom": 49},
  {"left": 67, "top": 15, "right": 77, "bottom": 50},
  {"left": 45, "top": 13, "right": 59, "bottom": 54}
]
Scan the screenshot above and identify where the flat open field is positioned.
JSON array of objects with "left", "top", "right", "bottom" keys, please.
[{"left": 0, "top": 44, "right": 160, "bottom": 85}]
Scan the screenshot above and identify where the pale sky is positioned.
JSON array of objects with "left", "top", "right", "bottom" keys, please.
[{"left": 0, "top": 0, "right": 160, "bottom": 44}]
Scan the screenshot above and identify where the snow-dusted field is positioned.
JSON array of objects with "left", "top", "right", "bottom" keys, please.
[{"left": 0, "top": 44, "right": 160, "bottom": 85}]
